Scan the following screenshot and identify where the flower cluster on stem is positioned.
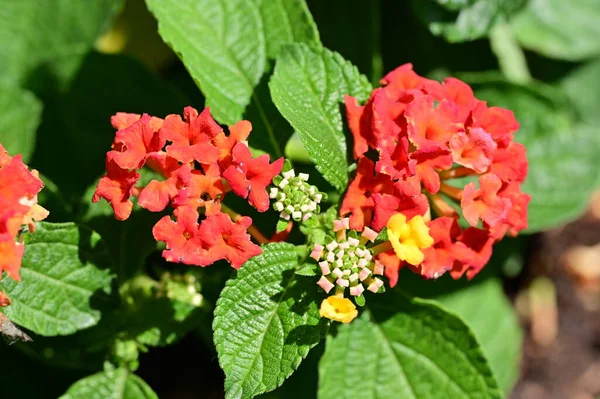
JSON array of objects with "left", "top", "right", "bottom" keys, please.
[
  {"left": 0, "top": 144, "right": 49, "bottom": 306},
  {"left": 93, "top": 107, "right": 283, "bottom": 269},
  {"left": 340, "top": 64, "right": 530, "bottom": 286}
]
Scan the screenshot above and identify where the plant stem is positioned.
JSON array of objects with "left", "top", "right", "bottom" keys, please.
[{"left": 489, "top": 22, "right": 531, "bottom": 85}]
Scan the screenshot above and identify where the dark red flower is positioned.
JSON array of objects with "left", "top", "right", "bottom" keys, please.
[
  {"left": 92, "top": 156, "right": 140, "bottom": 220},
  {"left": 109, "top": 114, "right": 165, "bottom": 170}
]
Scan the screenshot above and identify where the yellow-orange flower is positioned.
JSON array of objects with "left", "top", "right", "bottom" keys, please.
[
  {"left": 319, "top": 296, "right": 358, "bottom": 324},
  {"left": 386, "top": 213, "right": 433, "bottom": 265}
]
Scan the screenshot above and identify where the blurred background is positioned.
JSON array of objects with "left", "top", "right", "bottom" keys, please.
[{"left": 1, "top": 0, "right": 599, "bottom": 398}]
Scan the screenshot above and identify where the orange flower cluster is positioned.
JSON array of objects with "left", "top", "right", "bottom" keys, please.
[
  {"left": 341, "top": 64, "right": 530, "bottom": 285},
  {"left": 0, "top": 144, "right": 49, "bottom": 306},
  {"left": 93, "top": 107, "right": 283, "bottom": 268}
]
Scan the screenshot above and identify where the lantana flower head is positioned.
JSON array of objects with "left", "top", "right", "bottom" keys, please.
[
  {"left": 0, "top": 144, "right": 49, "bottom": 305},
  {"left": 341, "top": 64, "right": 530, "bottom": 286},
  {"left": 93, "top": 107, "right": 284, "bottom": 269}
]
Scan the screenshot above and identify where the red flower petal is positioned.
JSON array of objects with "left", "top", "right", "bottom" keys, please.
[
  {"left": 109, "top": 114, "right": 166, "bottom": 170},
  {"left": 213, "top": 119, "right": 252, "bottom": 168},
  {"left": 162, "top": 107, "right": 222, "bottom": 164},
  {"left": 406, "top": 96, "right": 463, "bottom": 150},
  {"left": 449, "top": 127, "right": 497, "bottom": 174},
  {"left": 197, "top": 213, "right": 262, "bottom": 269},
  {"left": 344, "top": 94, "right": 374, "bottom": 159},
  {"left": 223, "top": 143, "right": 283, "bottom": 212},
  {"left": 371, "top": 178, "right": 428, "bottom": 231},
  {"left": 451, "top": 227, "right": 494, "bottom": 279},
  {"left": 92, "top": 156, "right": 139, "bottom": 221},
  {"left": 420, "top": 217, "right": 461, "bottom": 279},
  {"left": 410, "top": 145, "right": 453, "bottom": 193},
  {"left": 471, "top": 102, "right": 519, "bottom": 148},
  {"left": 490, "top": 141, "right": 528, "bottom": 183},
  {"left": 461, "top": 173, "right": 511, "bottom": 227}
]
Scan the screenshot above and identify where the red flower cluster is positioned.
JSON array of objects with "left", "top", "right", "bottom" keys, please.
[
  {"left": 341, "top": 64, "right": 530, "bottom": 286},
  {"left": 0, "top": 144, "right": 49, "bottom": 305},
  {"left": 93, "top": 107, "right": 283, "bottom": 268}
]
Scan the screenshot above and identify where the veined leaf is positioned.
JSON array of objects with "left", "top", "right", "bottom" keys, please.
[
  {"left": 270, "top": 44, "right": 372, "bottom": 191},
  {"left": 0, "top": 223, "right": 113, "bottom": 336},
  {"left": 0, "top": 81, "right": 42, "bottom": 162},
  {"left": 146, "top": 0, "right": 319, "bottom": 125},
  {"left": 213, "top": 243, "right": 326, "bottom": 399},
  {"left": 318, "top": 293, "right": 501, "bottom": 399},
  {"left": 59, "top": 368, "right": 157, "bottom": 399}
]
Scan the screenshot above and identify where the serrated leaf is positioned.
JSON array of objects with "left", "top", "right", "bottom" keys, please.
[
  {"left": 59, "top": 368, "right": 158, "bottom": 399},
  {"left": 0, "top": 81, "right": 42, "bottom": 162},
  {"left": 561, "top": 58, "right": 600, "bottom": 123},
  {"left": 213, "top": 243, "right": 326, "bottom": 399},
  {"left": 436, "top": 279, "right": 522, "bottom": 394},
  {"left": 471, "top": 79, "right": 600, "bottom": 232},
  {"left": 0, "top": 223, "right": 113, "bottom": 336},
  {"left": 146, "top": 0, "right": 319, "bottom": 126},
  {"left": 318, "top": 293, "right": 501, "bottom": 399},
  {"left": 411, "top": 0, "right": 524, "bottom": 42},
  {"left": 511, "top": 0, "right": 600, "bottom": 61},
  {"left": 0, "top": 0, "right": 122, "bottom": 88},
  {"left": 270, "top": 44, "right": 372, "bottom": 191}
]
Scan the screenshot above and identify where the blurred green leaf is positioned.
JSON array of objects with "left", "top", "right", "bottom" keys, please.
[
  {"left": 411, "top": 0, "right": 524, "bottom": 42},
  {"left": 470, "top": 78, "right": 600, "bottom": 231},
  {"left": 0, "top": 81, "right": 42, "bottom": 162},
  {"left": 270, "top": 44, "right": 372, "bottom": 191},
  {"left": 31, "top": 52, "right": 189, "bottom": 198},
  {"left": 59, "top": 368, "right": 157, "bottom": 399},
  {"left": 435, "top": 279, "right": 522, "bottom": 394},
  {"left": 0, "top": 0, "right": 122, "bottom": 90},
  {"left": 318, "top": 293, "right": 501, "bottom": 399},
  {"left": 0, "top": 223, "right": 113, "bottom": 336},
  {"left": 561, "top": 58, "right": 600, "bottom": 123},
  {"left": 146, "top": 0, "right": 319, "bottom": 126},
  {"left": 511, "top": 0, "right": 600, "bottom": 61},
  {"left": 213, "top": 243, "right": 326, "bottom": 399}
]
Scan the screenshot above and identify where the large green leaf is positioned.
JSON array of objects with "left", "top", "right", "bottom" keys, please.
[
  {"left": 0, "top": 0, "right": 122, "bottom": 88},
  {"left": 0, "top": 81, "right": 42, "bottom": 162},
  {"left": 0, "top": 223, "right": 113, "bottom": 336},
  {"left": 318, "top": 293, "right": 501, "bottom": 399},
  {"left": 511, "top": 0, "right": 600, "bottom": 61},
  {"left": 270, "top": 44, "right": 372, "bottom": 191},
  {"left": 561, "top": 58, "right": 600, "bottom": 123},
  {"left": 411, "top": 0, "right": 524, "bottom": 42},
  {"left": 435, "top": 279, "right": 522, "bottom": 394},
  {"left": 213, "top": 243, "right": 326, "bottom": 399},
  {"left": 59, "top": 368, "right": 157, "bottom": 399},
  {"left": 146, "top": 0, "right": 319, "bottom": 125},
  {"left": 471, "top": 78, "right": 600, "bottom": 231}
]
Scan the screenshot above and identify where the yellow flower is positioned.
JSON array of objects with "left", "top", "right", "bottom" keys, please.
[
  {"left": 319, "top": 296, "right": 358, "bottom": 324},
  {"left": 386, "top": 213, "right": 434, "bottom": 266}
]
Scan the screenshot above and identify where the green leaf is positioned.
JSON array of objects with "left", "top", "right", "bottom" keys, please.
[
  {"left": 146, "top": 0, "right": 319, "bottom": 125},
  {"left": 59, "top": 368, "right": 158, "bottom": 399},
  {"left": 561, "top": 58, "right": 600, "bottom": 124},
  {"left": 470, "top": 78, "right": 600, "bottom": 232},
  {"left": 213, "top": 243, "right": 326, "bottom": 399},
  {"left": 411, "top": 0, "right": 524, "bottom": 42},
  {"left": 0, "top": 0, "right": 122, "bottom": 88},
  {"left": 318, "top": 293, "right": 501, "bottom": 399},
  {"left": 0, "top": 81, "right": 42, "bottom": 162},
  {"left": 435, "top": 279, "right": 522, "bottom": 394},
  {"left": 511, "top": 0, "right": 600, "bottom": 61},
  {"left": 270, "top": 44, "right": 372, "bottom": 191},
  {"left": 0, "top": 223, "right": 113, "bottom": 336}
]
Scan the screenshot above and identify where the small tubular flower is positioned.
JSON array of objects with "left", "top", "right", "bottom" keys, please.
[
  {"left": 319, "top": 296, "right": 358, "bottom": 324},
  {"left": 0, "top": 144, "right": 49, "bottom": 298},
  {"left": 341, "top": 64, "right": 528, "bottom": 283},
  {"left": 223, "top": 143, "right": 284, "bottom": 212},
  {"left": 386, "top": 214, "right": 434, "bottom": 266},
  {"left": 96, "top": 107, "right": 282, "bottom": 270}
]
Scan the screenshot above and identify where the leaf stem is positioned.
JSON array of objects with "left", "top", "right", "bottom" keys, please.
[{"left": 489, "top": 22, "right": 531, "bottom": 84}]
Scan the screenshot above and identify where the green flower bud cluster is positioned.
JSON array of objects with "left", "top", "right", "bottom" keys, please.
[{"left": 271, "top": 169, "right": 326, "bottom": 223}]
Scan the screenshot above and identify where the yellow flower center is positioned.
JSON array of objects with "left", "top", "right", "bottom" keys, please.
[
  {"left": 386, "top": 213, "right": 434, "bottom": 266},
  {"left": 319, "top": 296, "right": 358, "bottom": 324}
]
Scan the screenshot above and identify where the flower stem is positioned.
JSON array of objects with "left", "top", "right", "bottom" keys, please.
[
  {"left": 371, "top": 241, "right": 393, "bottom": 255},
  {"left": 438, "top": 167, "right": 476, "bottom": 180},
  {"left": 489, "top": 22, "right": 531, "bottom": 85},
  {"left": 439, "top": 183, "right": 463, "bottom": 201},
  {"left": 429, "top": 193, "right": 459, "bottom": 218}
]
